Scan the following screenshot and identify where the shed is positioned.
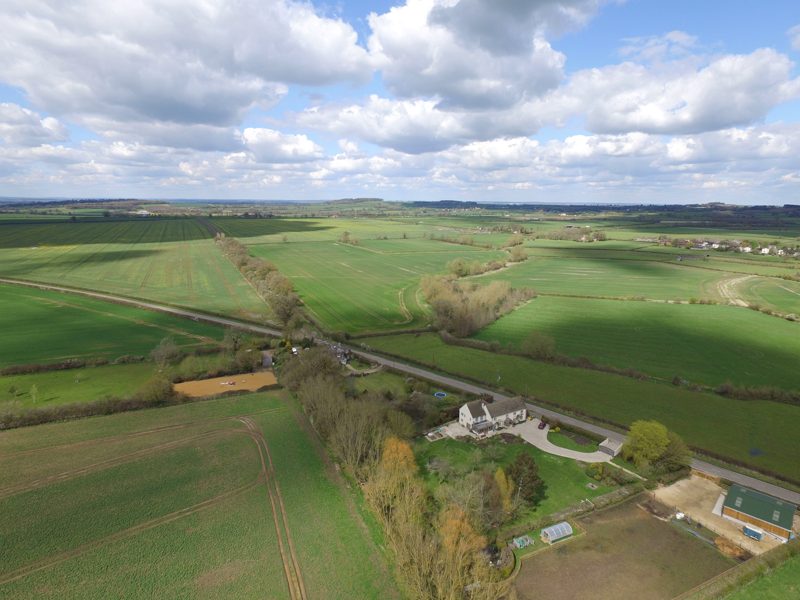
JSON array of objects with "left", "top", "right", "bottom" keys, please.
[
  {"left": 541, "top": 521, "right": 573, "bottom": 544},
  {"left": 512, "top": 535, "right": 533, "bottom": 549},
  {"left": 721, "top": 484, "right": 796, "bottom": 541},
  {"left": 599, "top": 438, "right": 624, "bottom": 457}
]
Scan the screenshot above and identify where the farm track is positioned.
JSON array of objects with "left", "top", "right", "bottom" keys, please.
[
  {"left": 238, "top": 417, "right": 307, "bottom": 600},
  {"left": 0, "top": 478, "right": 261, "bottom": 587},
  {"left": 716, "top": 275, "right": 756, "bottom": 306},
  {"left": 1, "top": 277, "right": 798, "bottom": 505}
]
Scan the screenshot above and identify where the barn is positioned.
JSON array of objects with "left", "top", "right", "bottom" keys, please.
[
  {"left": 541, "top": 521, "right": 573, "bottom": 544},
  {"left": 721, "top": 484, "right": 796, "bottom": 542}
]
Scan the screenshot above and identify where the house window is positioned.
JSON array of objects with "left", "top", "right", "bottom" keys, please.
[
  {"left": 734, "top": 497, "right": 742, "bottom": 508},
  {"left": 773, "top": 510, "right": 781, "bottom": 522}
]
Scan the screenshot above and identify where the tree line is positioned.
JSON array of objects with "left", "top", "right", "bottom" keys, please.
[{"left": 216, "top": 234, "right": 302, "bottom": 325}]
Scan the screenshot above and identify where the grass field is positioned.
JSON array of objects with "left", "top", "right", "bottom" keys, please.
[
  {"left": 363, "top": 333, "right": 800, "bottom": 481},
  {"left": 474, "top": 296, "right": 800, "bottom": 389},
  {"left": 514, "top": 498, "right": 734, "bottom": 600},
  {"left": 0, "top": 220, "right": 269, "bottom": 320},
  {"left": 0, "top": 392, "right": 396, "bottom": 599},
  {"left": 250, "top": 238, "right": 503, "bottom": 332},
  {"left": 0, "top": 283, "right": 224, "bottom": 366},
  {"left": 0, "top": 362, "right": 155, "bottom": 409},
  {"left": 723, "top": 553, "right": 800, "bottom": 599},
  {"left": 415, "top": 436, "right": 613, "bottom": 531}
]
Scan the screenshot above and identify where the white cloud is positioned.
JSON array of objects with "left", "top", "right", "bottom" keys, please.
[
  {"left": 368, "top": 0, "right": 567, "bottom": 109},
  {"left": 0, "top": 103, "right": 67, "bottom": 146},
  {"left": 0, "top": 0, "right": 369, "bottom": 141},
  {"left": 241, "top": 128, "right": 323, "bottom": 163},
  {"left": 789, "top": 25, "right": 800, "bottom": 51}
]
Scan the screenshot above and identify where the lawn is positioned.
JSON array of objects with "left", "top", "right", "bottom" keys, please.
[
  {"left": 0, "top": 392, "right": 397, "bottom": 599},
  {"left": 415, "top": 436, "right": 614, "bottom": 530},
  {"left": 0, "top": 362, "right": 155, "bottom": 410},
  {"left": 0, "top": 220, "right": 269, "bottom": 320},
  {"left": 0, "top": 283, "right": 224, "bottom": 366},
  {"left": 723, "top": 553, "right": 800, "bottom": 600},
  {"left": 474, "top": 296, "right": 800, "bottom": 389},
  {"left": 363, "top": 333, "right": 800, "bottom": 481},
  {"left": 514, "top": 498, "right": 734, "bottom": 600}
]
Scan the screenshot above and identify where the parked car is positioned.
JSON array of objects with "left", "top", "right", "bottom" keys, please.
[{"left": 537, "top": 420, "right": 547, "bottom": 430}]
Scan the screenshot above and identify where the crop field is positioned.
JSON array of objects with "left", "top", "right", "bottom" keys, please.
[
  {"left": 0, "top": 283, "right": 224, "bottom": 367},
  {"left": 514, "top": 498, "right": 734, "bottom": 600},
  {"left": 0, "top": 220, "right": 269, "bottom": 320},
  {"left": 0, "top": 392, "right": 396, "bottom": 599},
  {"left": 250, "top": 238, "right": 504, "bottom": 332},
  {"left": 475, "top": 296, "right": 800, "bottom": 389},
  {"left": 363, "top": 333, "right": 800, "bottom": 481}
]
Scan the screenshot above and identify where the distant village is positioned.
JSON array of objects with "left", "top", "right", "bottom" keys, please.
[{"left": 636, "top": 236, "right": 800, "bottom": 258}]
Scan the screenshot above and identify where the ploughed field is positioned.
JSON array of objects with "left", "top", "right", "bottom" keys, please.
[{"left": 0, "top": 392, "right": 395, "bottom": 599}]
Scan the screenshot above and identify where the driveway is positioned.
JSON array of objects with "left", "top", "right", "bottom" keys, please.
[{"left": 511, "top": 420, "right": 612, "bottom": 463}]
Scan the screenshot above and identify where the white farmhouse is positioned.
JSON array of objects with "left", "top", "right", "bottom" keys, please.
[{"left": 458, "top": 397, "right": 527, "bottom": 435}]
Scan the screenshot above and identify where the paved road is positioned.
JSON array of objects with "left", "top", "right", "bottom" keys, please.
[
  {"left": 3, "top": 277, "right": 799, "bottom": 506},
  {"left": 511, "top": 419, "right": 613, "bottom": 463}
]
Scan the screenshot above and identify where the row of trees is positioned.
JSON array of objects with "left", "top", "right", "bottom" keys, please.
[
  {"left": 216, "top": 234, "right": 301, "bottom": 325},
  {"left": 364, "top": 438, "right": 515, "bottom": 599},
  {"left": 421, "top": 275, "right": 535, "bottom": 336}
]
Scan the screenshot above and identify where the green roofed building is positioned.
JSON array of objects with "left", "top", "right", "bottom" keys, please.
[{"left": 722, "top": 484, "right": 796, "bottom": 542}]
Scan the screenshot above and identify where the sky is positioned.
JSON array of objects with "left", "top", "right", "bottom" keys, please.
[{"left": 0, "top": 0, "right": 799, "bottom": 203}]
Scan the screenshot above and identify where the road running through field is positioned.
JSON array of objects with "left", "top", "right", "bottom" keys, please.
[{"left": 2, "top": 277, "right": 798, "bottom": 506}]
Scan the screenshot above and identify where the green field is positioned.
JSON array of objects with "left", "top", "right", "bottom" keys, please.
[
  {"left": 415, "top": 436, "right": 613, "bottom": 530},
  {"left": 0, "top": 363, "right": 155, "bottom": 410},
  {"left": 363, "top": 333, "right": 800, "bottom": 481},
  {"left": 250, "top": 238, "right": 503, "bottom": 332},
  {"left": 723, "top": 553, "right": 800, "bottom": 600},
  {"left": 474, "top": 296, "right": 800, "bottom": 389},
  {"left": 0, "top": 220, "right": 269, "bottom": 320},
  {"left": 0, "top": 392, "right": 396, "bottom": 599},
  {"left": 0, "top": 283, "right": 224, "bottom": 366}
]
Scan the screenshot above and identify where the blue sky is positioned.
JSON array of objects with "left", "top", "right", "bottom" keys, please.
[{"left": 0, "top": 0, "right": 799, "bottom": 203}]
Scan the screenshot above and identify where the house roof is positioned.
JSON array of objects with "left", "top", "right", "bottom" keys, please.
[
  {"left": 723, "top": 484, "right": 796, "bottom": 531},
  {"left": 484, "top": 397, "right": 526, "bottom": 419},
  {"left": 464, "top": 400, "right": 485, "bottom": 420}
]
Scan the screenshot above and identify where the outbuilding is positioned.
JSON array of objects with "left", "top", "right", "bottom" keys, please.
[
  {"left": 541, "top": 521, "right": 573, "bottom": 545},
  {"left": 599, "top": 438, "right": 624, "bottom": 457},
  {"left": 722, "top": 484, "right": 796, "bottom": 542}
]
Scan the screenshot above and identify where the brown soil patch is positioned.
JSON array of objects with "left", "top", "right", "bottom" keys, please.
[
  {"left": 195, "top": 560, "right": 252, "bottom": 589},
  {"left": 715, "top": 537, "right": 751, "bottom": 560},
  {"left": 174, "top": 371, "right": 277, "bottom": 398}
]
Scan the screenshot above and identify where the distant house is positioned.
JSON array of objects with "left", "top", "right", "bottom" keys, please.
[
  {"left": 599, "top": 438, "right": 624, "bottom": 457},
  {"left": 458, "top": 397, "right": 527, "bottom": 435},
  {"left": 760, "top": 247, "right": 771, "bottom": 255},
  {"left": 722, "top": 484, "right": 796, "bottom": 542},
  {"left": 741, "top": 246, "right": 753, "bottom": 253},
  {"left": 541, "top": 521, "right": 573, "bottom": 544}
]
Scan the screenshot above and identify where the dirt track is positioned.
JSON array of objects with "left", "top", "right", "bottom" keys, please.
[
  {"left": 239, "top": 417, "right": 307, "bottom": 600},
  {"left": 716, "top": 274, "right": 755, "bottom": 306}
]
